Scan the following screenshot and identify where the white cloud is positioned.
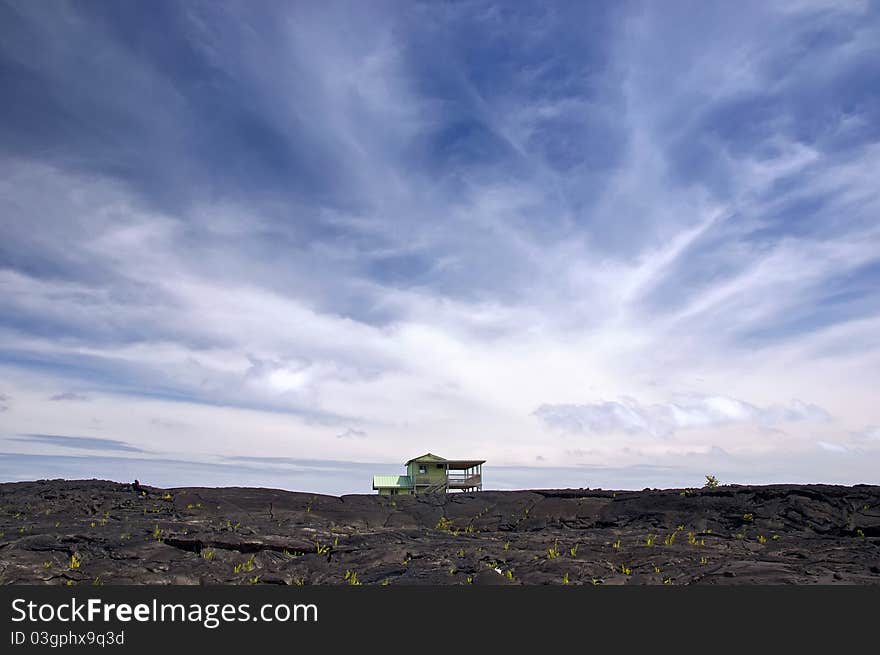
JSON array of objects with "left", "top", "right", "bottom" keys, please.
[
  {"left": 336, "top": 428, "right": 367, "bottom": 440},
  {"left": 48, "top": 392, "right": 90, "bottom": 402},
  {"left": 816, "top": 441, "right": 849, "bottom": 454},
  {"left": 534, "top": 395, "right": 830, "bottom": 438},
  {"left": 854, "top": 426, "right": 880, "bottom": 442}
]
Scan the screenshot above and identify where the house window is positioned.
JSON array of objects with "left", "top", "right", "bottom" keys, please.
[
  {"left": 418, "top": 465, "right": 427, "bottom": 474},
  {"left": 436, "top": 464, "right": 443, "bottom": 469},
  {"left": 390, "top": 489, "right": 397, "bottom": 495}
]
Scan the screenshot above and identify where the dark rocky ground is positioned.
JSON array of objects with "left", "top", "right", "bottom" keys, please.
[{"left": 1, "top": 479, "right": 878, "bottom": 585}]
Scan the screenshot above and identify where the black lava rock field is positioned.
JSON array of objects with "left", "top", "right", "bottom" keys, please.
[{"left": 1, "top": 480, "right": 878, "bottom": 585}]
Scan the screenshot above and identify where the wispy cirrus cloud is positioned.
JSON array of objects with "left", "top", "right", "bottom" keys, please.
[
  {"left": 816, "top": 440, "right": 849, "bottom": 454},
  {"left": 9, "top": 433, "right": 143, "bottom": 453},
  {"left": 0, "top": 1, "right": 878, "bottom": 488},
  {"left": 336, "top": 428, "right": 368, "bottom": 440},
  {"left": 48, "top": 392, "right": 90, "bottom": 402},
  {"left": 854, "top": 426, "right": 880, "bottom": 442},
  {"left": 534, "top": 395, "right": 831, "bottom": 438}
]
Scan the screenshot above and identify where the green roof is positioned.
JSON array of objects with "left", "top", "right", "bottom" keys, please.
[
  {"left": 405, "top": 453, "right": 447, "bottom": 465},
  {"left": 372, "top": 475, "right": 413, "bottom": 489}
]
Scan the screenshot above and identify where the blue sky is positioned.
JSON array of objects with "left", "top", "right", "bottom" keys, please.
[{"left": 1, "top": 0, "right": 879, "bottom": 493}]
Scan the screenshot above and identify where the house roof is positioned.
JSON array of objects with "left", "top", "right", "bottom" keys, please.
[
  {"left": 445, "top": 460, "right": 486, "bottom": 469},
  {"left": 372, "top": 475, "right": 413, "bottom": 489},
  {"left": 405, "top": 453, "right": 447, "bottom": 465}
]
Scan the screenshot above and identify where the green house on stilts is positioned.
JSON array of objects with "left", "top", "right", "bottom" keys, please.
[{"left": 372, "top": 453, "right": 485, "bottom": 495}]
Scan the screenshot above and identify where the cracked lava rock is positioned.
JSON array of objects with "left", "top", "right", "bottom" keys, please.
[{"left": 1, "top": 479, "right": 878, "bottom": 585}]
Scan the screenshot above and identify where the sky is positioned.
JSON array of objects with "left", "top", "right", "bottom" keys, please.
[{"left": 1, "top": 0, "right": 879, "bottom": 494}]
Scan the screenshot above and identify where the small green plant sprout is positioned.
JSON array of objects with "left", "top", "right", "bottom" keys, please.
[
  {"left": 457, "top": 548, "right": 465, "bottom": 557},
  {"left": 562, "top": 572, "right": 570, "bottom": 585},
  {"left": 676, "top": 525, "right": 685, "bottom": 532},
  {"left": 54, "top": 522, "right": 60, "bottom": 529},
  {"left": 201, "top": 548, "right": 215, "bottom": 561},
  {"left": 771, "top": 534, "right": 780, "bottom": 541},
  {"left": 687, "top": 531, "right": 698, "bottom": 546},
  {"left": 153, "top": 524, "right": 162, "bottom": 541},
  {"left": 466, "top": 576, "right": 473, "bottom": 584},
  {"left": 315, "top": 540, "right": 330, "bottom": 555},
  {"left": 663, "top": 577, "right": 673, "bottom": 585},
  {"left": 663, "top": 533, "right": 676, "bottom": 546},
  {"left": 700, "top": 556, "right": 708, "bottom": 565},
  {"left": 621, "top": 564, "right": 632, "bottom": 575},
  {"left": 863, "top": 504, "right": 870, "bottom": 511},
  {"left": 233, "top": 554, "right": 256, "bottom": 574},
  {"left": 612, "top": 539, "right": 621, "bottom": 550},
  {"left": 120, "top": 532, "right": 132, "bottom": 541},
  {"left": 757, "top": 535, "right": 767, "bottom": 544},
  {"left": 249, "top": 576, "right": 260, "bottom": 584},
  {"left": 645, "top": 535, "right": 655, "bottom": 547},
  {"left": 735, "top": 532, "right": 745, "bottom": 539},
  {"left": 333, "top": 536, "right": 339, "bottom": 547},
  {"left": 42, "top": 561, "right": 52, "bottom": 569},
  {"left": 449, "top": 567, "right": 455, "bottom": 576},
  {"left": 69, "top": 554, "right": 82, "bottom": 570},
  {"left": 294, "top": 577, "right": 306, "bottom": 586},
  {"left": 743, "top": 513, "right": 754, "bottom": 522},
  {"left": 162, "top": 492, "right": 173, "bottom": 501},
  {"left": 503, "top": 541, "right": 510, "bottom": 551},
  {"left": 505, "top": 569, "right": 514, "bottom": 581},
  {"left": 856, "top": 529, "right": 865, "bottom": 537},
  {"left": 186, "top": 503, "right": 196, "bottom": 510},
  {"left": 435, "top": 516, "right": 453, "bottom": 531},
  {"left": 547, "top": 539, "right": 561, "bottom": 559},
  {"left": 591, "top": 578, "right": 601, "bottom": 586},
  {"left": 89, "top": 521, "right": 96, "bottom": 528},
  {"left": 380, "top": 578, "right": 390, "bottom": 586},
  {"left": 653, "top": 564, "right": 661, "bottom": 574},
  {"left": 570, "top": 543, "right": 579, "bottom": 557},
  {"left": 92, "top": 576, "right": 103, "bottom": 586},
  {"left": 704, "top": 475, "right": 720, "bottom": 489}
]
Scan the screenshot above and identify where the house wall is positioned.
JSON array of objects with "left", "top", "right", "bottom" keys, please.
[
  {"left": 377, "top": 487, "right": 413, "bottom": 496},
  {"left": 406, "top": 461, "right": 448, "bottom": 486}
]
